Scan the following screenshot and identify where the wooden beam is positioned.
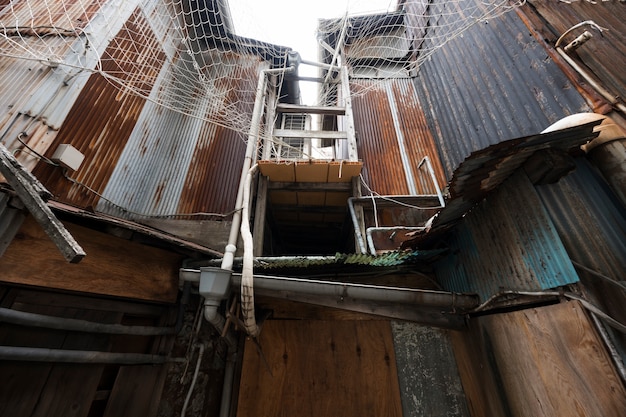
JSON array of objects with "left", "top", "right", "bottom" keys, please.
[
  {"left": 0, "top": 144, "right": 85, "bottom": 263},
  {"left": 341, "top": 67, "right": 359, "bottom": 162},
  {"left": 276, "top": 103, "right": 346, "bottom": 115},
  {"left": 253, "top": 175, "right": 268, "bottom": 256},
  {"left": 274, "top": 129, "right": 347, "bottom": 139},
  {"left": 268, "top": 181, "right": 351, "bottom": 191}
]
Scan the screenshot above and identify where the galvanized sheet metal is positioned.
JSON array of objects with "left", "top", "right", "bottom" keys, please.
[
  {"left": 351, "top": 78, "right": 446, "bottom": 196},
  {"left": 412, "top": 1, "right": 591, "bottom": 178},
  {"left": 435, "top": 171, "right": 580, "bottom": 300}
]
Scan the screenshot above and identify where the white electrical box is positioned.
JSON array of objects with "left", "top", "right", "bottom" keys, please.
[{"left": 51, "top": 144, "right": 85, "bottom": 171}]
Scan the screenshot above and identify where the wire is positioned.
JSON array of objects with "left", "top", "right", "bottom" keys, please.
[
  {"left": 359, "top": 174, "right": 444, "bottom": 210},
  {"left": 571, "top": 260, "right": 626, "bottom": 291},
  {"left": 180, "top": 343, "right": 205, "bottom": 417},
  {"left": 470, "top": 290, "right": 626, "bottom": 334}
]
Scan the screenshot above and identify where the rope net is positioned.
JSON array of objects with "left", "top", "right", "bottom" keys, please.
[{"left": 0, "top": 0, "right": 526, "bottom": 136}]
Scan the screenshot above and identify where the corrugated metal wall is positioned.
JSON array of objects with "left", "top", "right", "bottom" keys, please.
[
  {"left": 435, "top": 171, "right": 579, "bottom": 300},
  {"left": 22, "top": 6, "right": 264, "bottom": 219},
  {"left": 411, "top": 1, "right": 591, "bottom": 178},
  {"left": 96, "top": 52, "right": 263, "bottom": 218},
  {"left": 528, "top": 0, "right": 626, "bottom": 104},
  {"left": 351, "top": 78, "right": 446, "bottom": 196}
]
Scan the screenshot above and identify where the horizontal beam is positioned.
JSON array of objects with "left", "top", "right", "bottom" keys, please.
[
  {"left": 274, "top": 129, "right": 347, "bottom": 139},
  {"left": 268, "top": 181, "right": 351, "bottom": 191},
  {"left": 0, "top": 144, "right": 85, "bottom": 263},
  {"left": 276, "top": 103, "right": 345, "bottom": 115}
]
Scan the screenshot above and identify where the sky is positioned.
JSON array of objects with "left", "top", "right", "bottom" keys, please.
[{"left": 228, "top": 0, "right": 397, "bottom": 103}]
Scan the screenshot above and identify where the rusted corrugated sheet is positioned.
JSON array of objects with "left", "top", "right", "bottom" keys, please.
[
  {"left": 0, "top": 0, "right": 102, "bottom": 33},
  {"left": 352, "top": 78, "right": 446, "bottom": 196},
  {"left": 31, "top": 10, "right": 162, "bottom": 209},
  {"left": 434, "top": 171, "right": 580, "bottom": 300},
  {"left": 95, "top": 54, "right": 264, "bottom": 218},
  {"left": 527, "top": 1, "right": 626, "bottom": 106},
  {"left": 412, "top": 1, "right": 591, "bottom": 178}
]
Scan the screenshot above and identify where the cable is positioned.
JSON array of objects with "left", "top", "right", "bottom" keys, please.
[
  {"left": 470, "top": 290, "right": 626, "bottom": 334},
  {"left": 180, "top": 343, "right": 205, "bottom": 417}
]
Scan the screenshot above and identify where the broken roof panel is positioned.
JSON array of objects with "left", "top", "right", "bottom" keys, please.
[{"left": 401, "top": 120, "right": 600, "bottom": 249}]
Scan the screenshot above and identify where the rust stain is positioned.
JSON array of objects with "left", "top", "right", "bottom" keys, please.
[{"left": 32, "top": 8, "right": 164, "bottom": 209}]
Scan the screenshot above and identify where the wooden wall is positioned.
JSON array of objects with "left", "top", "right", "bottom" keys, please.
[
  {"left": 0, "top": 216, "right": 182, "bottom": 303},
  {"left": 451, "top": 301, "right": 626, "bottom": 417},
  {"left": 236, "top": 320, "right": 403, "bottom": 417},
  {"left": 0, "top": 284, "right": 177, "bottom": 417}
]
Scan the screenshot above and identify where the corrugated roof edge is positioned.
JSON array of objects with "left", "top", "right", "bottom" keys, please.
[
  {"left": 48, "top": 201, "right": 223, "bottom": 258},
  {"left": 401, "top": 119, "right": 602, "bottom": 249}
]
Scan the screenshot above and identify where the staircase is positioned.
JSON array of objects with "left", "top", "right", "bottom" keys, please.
[{"left": 253, "top": 66, "right": 363, "bottom": 255}]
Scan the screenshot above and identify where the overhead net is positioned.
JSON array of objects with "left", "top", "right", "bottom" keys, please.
[{"left": 0, "top": 0, "right": 524, "bottom": 135}]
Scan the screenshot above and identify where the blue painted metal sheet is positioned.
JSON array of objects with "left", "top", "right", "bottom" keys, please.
[{"left": 435, "top": 171, "right": 579, "bottom": 300}]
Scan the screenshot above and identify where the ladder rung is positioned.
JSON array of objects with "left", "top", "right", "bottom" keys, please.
[
  {"left": 274, "top": 129, "right": 348, "bottom": 139},
  {"left": 276, "top": 103, "right": 346, "bottom": 116}
]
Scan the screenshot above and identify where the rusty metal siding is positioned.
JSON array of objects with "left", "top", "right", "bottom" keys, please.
[
  {"left": 435, "top": 171, "right": 579, "bottom": 300},
  {"left": 97, "top": 54, "right": 265, "bottom": 218},
  {"left": 0, "top": 0, "right": 102, "bottom": 31},
  {"left": 352, "top": 78, "right": 446, "bottom": 196},
  {"left": 528, "top": 1, "right": 626, "bottom": 105},
  {"left": 412, "top": 1, "right": 591, "bottom": 179},
  {"left": 32, "top": 10, "right": 161, "bottom": 208}
]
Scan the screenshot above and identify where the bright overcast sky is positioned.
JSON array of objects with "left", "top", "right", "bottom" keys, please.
[
  {"left": 228, "top": 0, "right": 397, "bottom": 61},
  {"left": 228, "top": 0, "right": 396, "bottom": 102}
]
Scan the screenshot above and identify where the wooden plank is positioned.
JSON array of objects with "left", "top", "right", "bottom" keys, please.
[
  {"left": 237, "top": 320, "right": 403, "bottom": 417},
  {"left": 253, "top": 175, "right": 268, "bottom": 256},
  {"left": 392, "top": 323, "right": 470, "bottom": 417},
  {"left": 103, "top": 365, "right": 165, "bottom": 417},
  {"left": 0, "top": 216, "right": 182, "bottom": 303},
  {"left": 276, "top": 103, "right": 346, "bottom": 115},
  {"left": 267, "top": 181, "right": 351, "bottom": 191},
  {"left": 451, "top": 301, "right": 626, "bottom": 417},
  {"left": 328, "top": 161, "right": 363, "bottom": 182},
  {"left": 258, "top": 161, "right": 295, "bottom": 182},
  {"left": 0, "top": 143, "right": 85, "bottom": 263},
  {"left": 30, "top": 309, "right": 113, "bottom": 417},
  {"left": 294, "top": 161, "right": 329, "bottom": 183}
]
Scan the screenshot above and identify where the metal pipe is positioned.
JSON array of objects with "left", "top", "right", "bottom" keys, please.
[
  {"left": 230, "top": 273, "right": 479, "bottom": 311},
  {"left": 0, "top": 346, "right": 182, "bottom": 364},
  {"left": 219, "top": 344, "right": 238, "bottom": 417},
  {"left": 555, "top": 21, "right": 626, "bottom": 114},
  {"left": 0, "top": 307, "right": 176, "bottom": 336},
  {"left": 418, "top": 156, "right": 445, "bottom": 208},
  {"left": 347, "top": 197, "right": 368, "bottom": 254},
  {"left": 348, "top": 195, "right": 443, "bottom": 254},
  {"left": 180, "top": 269, "right": 478, "bottom": 310},
  {"left": 181, "top": 344, "right": 205, "bottom": 417},
  {"left": 366, "top": 226, "right": 425, "bottom": 255}
]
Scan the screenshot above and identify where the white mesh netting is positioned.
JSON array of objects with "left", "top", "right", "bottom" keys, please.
[{"left": 0, "top": 0, "right": 526, "bottom": 135}]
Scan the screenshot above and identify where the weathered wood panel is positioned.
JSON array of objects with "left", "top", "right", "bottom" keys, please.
[
  {"left": 391, "top": 322, "right": 470, "bottom": 417},
  {"left": 0, "top": 216, "right": 182, "bottom": 302},
  {"left": 0, "top": 285, "right": 177, "bottom": 417},
  {"left": 451, "top": 301, "right": 626, "bottom": 417},
  {"left": 237, "top": 320, "right": 402, "bottom": 417}
]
